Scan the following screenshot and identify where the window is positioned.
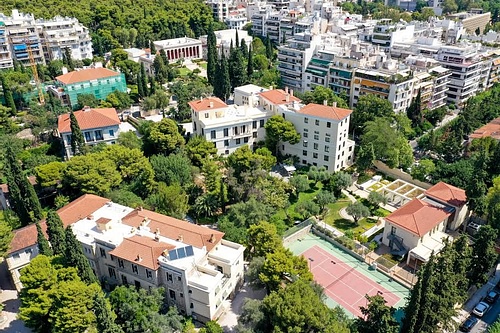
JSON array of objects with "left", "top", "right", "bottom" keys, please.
[
  {"left": 110, "top": 255, "right": 115, "bottom": 261},
  {"left": 13, "top": 253, "right": 20, "bottom": 260},
  {"left": 121, "top": 275, "right": 128, "bottom": 285},
  {"left": 180, "top": 293, "right": 184, "bottom": 298},
  {"left": 211, "top": 130, "right": 216, "bottom": 139},
  {"left": 224, "top": 139, "right": 229, "bottom": 147},
  {"left": 84, "top": 132, "right": 92, "bottom": 142},
  {"left": 188, "top": 290, "right": 192, "bottom": 294},
  {"left": 134, "top": 280, "right": 141, "bottom": 289},
  {"left": 169, "top": 289, "right": 176, "bottom": 300},
  {"left": 95, "top": 130, "right": 103, "bottom": 140},
  {"left": 314, "top": 134, "right": 319, "bottom": 140},
  {"left": 315, "top": 119, "right": 319, "bottom": 126},
  {"left": 304, "top": 117, "right": 309, "bottom": 124},
  {"left": 216, "top": 266, "right": 223, "bottom": 273},
  {"left": 252, "top": 132, "right": 257, "bottom": 138},
  {"left": 313, "top": 153, "right": 318, "bottom": 158},
  {"left": 236, "top": 138, "right": 241, "bottom": 144},
  {"left": 118, "top": 259, "right": 124, "bottom": 268},
  {"left": 244, "top": 137, "right": 249, "bottom": 143},
  {"left": 349, "top": 146, "right": 353, "bottom": 152},
  {"left": 100, "top": 248, "right": 107, "bottom": 258},
  {"left": 205, "top": 113, "right": 209, "bottom": 118},
  {"left": 108, "top": 267, "right": 116, "bottom": 278},
  {"left": 303, "top": 132, "right": 308, "bottom": 138},
  {"left": 177, "top": 276, "right": 182, "bottom": 281},
  {"left": 132, "top": 264, "right": 138, "bottom": 274},
  {"left": 252, "top": 120, "right": 257, "bottom": 129},
  {"left": 325, "top": 146, "right": 329, "bottom": 153},
  {"left": 313, "top": 143, "right": 318, "bottom": 150},
  {"left": 260, "top": 119, "right": 265, "bottom": 127},
  {"left": 302, "top": 150, "right": 307, "bottom": 156},
  {"left": 324, "top": 155, "right": 329, "bottom": 161},
  {"left": 327, "top": 122, "right": 331, "bottom": 128},
  {"left": 167, "top": 273, "right": 173, "bottom": 282},
  {"left": 146, "top": 270, "right": 152, "bottom": 279},
  {"left": 190, "top": 303, "right": 194, "bottom": 309},
  {"left": 223, "top": 128, "right": 229, "bottom": 137},
  {"left": 303, "top": 141, "right": 308, "bottom": 147},
  {"left": 233, "top": 126, "right": 239, "bottom": 135},
  {"left": 109, "top": 129, "right": 114, "bottom": 137}
]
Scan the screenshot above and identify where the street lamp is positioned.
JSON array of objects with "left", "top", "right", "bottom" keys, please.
[
  {"left": 331, "top": 260, "right": 336, "bottom": 265},
  {"left": 308, "top": 257, "right": 314, "bottom": 270}
]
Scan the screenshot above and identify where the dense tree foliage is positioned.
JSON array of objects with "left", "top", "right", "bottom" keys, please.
[
  {"left": 65, "top": 225, "right": 98, "bottom": 284},
  {"left": 264, "top": 115, "right": 301, "bottom": 156},
  {"left": 0, "top": 220, "right": 13, "bottom": 258},
  {"left": 356, "top": 294, "right": 399, "bottom": 333}
]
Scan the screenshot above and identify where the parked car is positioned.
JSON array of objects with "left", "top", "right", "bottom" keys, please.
[
  {"left": 486, "top": 290, "right": 499, "bottom": 303},
  {"left": 473, "top": 301, "right": 490, "bottom": 317},
  {"left": 459, "top": 316, "right": 479, "bottom": 332}
]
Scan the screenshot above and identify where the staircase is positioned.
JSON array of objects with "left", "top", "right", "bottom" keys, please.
[{"left": 387, "top": 233, "right": 408, "bottom": 257}]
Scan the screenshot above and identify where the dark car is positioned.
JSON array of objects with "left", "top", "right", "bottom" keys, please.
[
  {"left": 459, "top": 316, "right": 479, "bottom": 332},
  {"left": 486, "top": 290, "right": 499, "bottom": 303}
]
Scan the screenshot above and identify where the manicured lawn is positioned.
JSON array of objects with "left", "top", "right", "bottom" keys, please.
[
  {"left": 198, "top": 62, "right": 207, "bottom": 70},
  {"left": 178, "top": 67, "right": 191, "bottom": 76},
  {"left": 274, "top": 181, "right": 323, "bottom": 221},
  {"left": 323, "top": 200, "right": 351, "bottom": 223}
]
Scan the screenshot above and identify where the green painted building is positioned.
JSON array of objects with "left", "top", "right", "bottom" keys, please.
[{"left": 49, "top": 67, "right": 126, "bottom": 108}]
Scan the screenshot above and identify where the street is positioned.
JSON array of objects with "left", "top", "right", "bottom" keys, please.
[{"left": 467, "top": 298, "right": 500, "bottom": 333}]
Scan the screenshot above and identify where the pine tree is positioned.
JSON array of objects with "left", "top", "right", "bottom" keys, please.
[
  {"left": 266, "top": 33, "right": 273, "bottom": 61},
  {"left": 140, "top": 63, "right": 148, "bottom": 97},
  {"left": 235, "top": 29, "right": 240, "bottom": 48},
  {"left": 46, "top": 210, "right": 67, "bottom": 256},
  {"left": 94, "top": 292, "right": 124, "bottom": 333},
  {"left": 149, "top": 75, "right": 156, "bottom": 95},
  {"left": 70, "top": 110, "right": 85, "bottom": 156},
  {"left": 65, "top": 225, "right": 98, "bottom": 284},
  {"left": 240, "top": 38, "right": 248, "bottom": 59},
  {"left": 36, "top": 222, "right": 53, "bottom": 256},
  {"left": 4, "top": 145, "right": 43, "bottom": 225},
  {"left": 247, "top": 45, "right": 253, "bottom": 79},
  {"left": 137, "top": 71, "right": 145, "bottom": 98},
  {"left": 1, "top": 74, "right": 17, "bottom": 115},
  {"left": 207, "top": 27, "right": 218, "bottom": 86}
]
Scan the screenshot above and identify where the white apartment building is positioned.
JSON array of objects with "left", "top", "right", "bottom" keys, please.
[
  {"left": 6, "top": 194, "right": 245, "bottom": 323},
  {"left": 371, "top": 20, "right": 415, "bottom": 51},
  {"left": 278, "top": 101, "right": 355, "bottom": 171},
  {"left": 226, "top": 14, "right": 249, "bottom": 30},
  {"left": 36, "top": 16, "right": 92, "bottom": 61},
  {"left": 0, "top": 20, "right": 12, "bottom": 69},
  {"left": 206, "top": 0, "right": 233, "bottom": 21},
  {"left": 189, "top": 95, "right": 272, "bottom": 155},
  {"left": 278, "top": 32, "right": 321, "bottom": 93},
  {"left": 437, "top": 43, "right": 482, "bottom": 106}
]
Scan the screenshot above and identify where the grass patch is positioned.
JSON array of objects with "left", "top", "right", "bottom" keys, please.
[
  {"left": 274, "top": 181, "right": 323, "bottom": 222},
  {"left": 328, "top": 214, "right": 379, "bottom": 237},
  {"left": 178, "top": 67, "right": 191, "bottom": 76},
  {"left": 199, "top": 62, "right": 207, "bottom": 70},
  {"left": 323, "top": 200, "right": 351, "bottom": 223}
]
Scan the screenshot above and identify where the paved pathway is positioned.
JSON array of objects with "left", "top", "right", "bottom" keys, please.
[{"left": 0, "top": 261, "right": 31, "bottom": 333}]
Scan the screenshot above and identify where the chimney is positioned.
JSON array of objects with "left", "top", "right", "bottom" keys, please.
[
  {"left": 285, "top": 94, "right": 290, "bottom": 102},
  {"left": 269, "top": 85, "right": 273, "bottom": 90},
  {"left": 323, "top": 99, "right": 328, "bottom": 106},
  {"left": 87, "top": 214, "right": 94, "bottom": 220},
  {"left": 83, "top": 105, "right": 91, "bottom": 112},
  {"left": 154, "top": 228, "right": 161, "bottom": 241},
  {"left": 136, "top": 255, "right": 143, "bottom": 262},
  {"left": 209, "top": 234, "right": 216, "bottom": 243},
  {"left": 136, "top": 206, "right": 143, "bottom": 211},
  {"left": 178, "top": 234, "right": 184, "bottom": 242},
  {"left": 290, "top": 89, "right": 294, "bottom": 97},
  {"left": 332, "top": 102, "right": 337, "bottom": 108},
  {"left": 209, "top": 101, "right": 214, "bottom": 108},
  {"left": 285, "top": 86, "right": 289, "bottom": 94}
]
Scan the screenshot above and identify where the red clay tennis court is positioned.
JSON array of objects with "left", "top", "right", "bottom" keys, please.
[{"left": 301, "top": 245, "right": 402, "bottom": 318}]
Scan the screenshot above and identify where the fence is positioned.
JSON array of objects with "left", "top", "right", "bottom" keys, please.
[{"left": 282, "top": 218, "right": 314, "bottom": 246}]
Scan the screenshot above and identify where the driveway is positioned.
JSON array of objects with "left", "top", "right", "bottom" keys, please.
[
  {"left": 218, "top": 283, "right": 266, "bottom": 333},
  {"left": 0, "top": 261, "right": 31, "bottom": 333}
]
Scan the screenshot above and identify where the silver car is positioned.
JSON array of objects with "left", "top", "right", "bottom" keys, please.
[{"left": 472, "top": 301, "right": 490, "bottom": 317}]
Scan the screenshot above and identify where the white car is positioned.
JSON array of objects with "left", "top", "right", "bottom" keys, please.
[{"left": 473, "top": 301, "right": 490, "bottom": 317}]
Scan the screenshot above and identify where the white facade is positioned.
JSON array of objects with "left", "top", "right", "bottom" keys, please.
[
  {"left": 36, "top": 16, "right": 93, "bottom": 61},
  {"left": 153, "top": 37, "right": 203, "bottom": 61}
]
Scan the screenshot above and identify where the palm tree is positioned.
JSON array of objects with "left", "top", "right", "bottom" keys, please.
[{"left": 194, "top": 194, "right": 219, "bottom": 218}]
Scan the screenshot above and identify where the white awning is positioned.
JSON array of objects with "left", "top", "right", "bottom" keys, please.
[
  {"left": 283, "top": 165, "right": 296, "bottom": 172},
  {"left": 409, "top": 230, "right": 450, "bottom": 262}
]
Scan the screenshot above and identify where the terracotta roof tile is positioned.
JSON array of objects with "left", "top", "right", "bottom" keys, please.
[
  {"left": 470, "top": 117, "right": 500, "bottom": 140},
  {"left": 425, "top": 181, "right": 467, "bottom": 207},
  {"left": 58, "top": 108, "right": 120, "bottom": 133},
  {"left": 297, "top": 103, "right": 352, "bottom": 121},
  {"left": 122, "top": 209, "right": 224, "bottom": 251},
  {"left": 259, "top": 89, "right": 300, "bottom": 105},
  {"left": 9, "top": 194, "right": 110, "bottom": 254},
  {"left": 385, "top": 198, "right": 452, "bottom": 237},
  {"left": 56, "top": 68, "right": 121, "bottom": 85},
  {"left": 0, "top": 176, "right": 37, "bottom": 194},
  {"left": 188, "top": 97, "right": 227, "bottom": 112},
  {"left": 109, "top": 235, "right": 175, "bottom": 270}
]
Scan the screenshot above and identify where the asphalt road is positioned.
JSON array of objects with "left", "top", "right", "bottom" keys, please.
[{"left": 460, "top": 297, "right": 500, "bottom": 333}]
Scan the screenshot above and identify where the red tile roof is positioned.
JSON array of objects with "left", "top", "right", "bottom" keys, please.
[
  {"left": 0, "top": 176, "right": 37, "bottom": 194},
  {"left": 385, "top": 198, "right": 452, "bottom": 237},
  {"left": 425, "top": 182, "right": 467, "bottom": 207},
  {"left": 298, "top": 103, "right": 352, "bottom": 121},
  {"left": 470, "top": 117, "right": 500, "bottom": 140},
  {"left": 56, "top": 68, "right": 121, "bottom": 85},
  {"left": 8, "top": 194, "right": 110, "bottom": 254},
  {"left": 188, "top": 97, "right": 227, "bottom": 112},
  {"left": 58, "top": 108, "right": 120, "bottom": 133},
  {"left": 259, "top": 89, "right": 300, "bottom": 105},
  {"left": 122, "top": 208, "right": 224, "bottom": 252},
  {"left": 109, "top": 235, "right": 175, "bottom": 270}
]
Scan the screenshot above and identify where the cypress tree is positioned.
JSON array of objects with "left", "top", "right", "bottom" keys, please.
[
  {"left": 137, "top": 71, "right": 145, "bottom": 98},
  {"left": 70, "top": 110, "right": 85, "bottom": 156},
  {"left": 149, "top": 75, "right": 156, "bottom": 95},
  {"left": 64, "top": 47, "right": 75, "bottom": 71},
  {"left": 266, "top": 33, "right": 273, "bottom": 61},
  {"left": 240, "top": 38, "right": 248, "bottom": 59},
  {"left": 235, "top": 29, "right": 240, "bottom": 48},
  {"left": 65, "top": 225, "right": 98, "bottom": 284},
  {"left": 215, "top": 51, "right": 231, "bottom": 101},
  {"left": 407, "top": 88, "right": 423, "bottom": 127},
  {"left": 1, "top": 74, "right": 17, "bottom": 115},
  {"left": 4, "top": 145, "right": 43, "bottom": 225},
  {"left": 36, "top": 222, "right": 53, "bottom": 256},
  {"left": 153, "top": 54, "right": 166, "bottom": 84},
  {"left": 46, "top": 210, "right": 67, "bottom": 256},
  {"left": 247, "top": 45, "right": 253, "bottom": 79},
  {"left": 228, "top": 48, "right": 247, "bottom": 91},
  {"left": 149, "top": 40, "right": 156, "bottom": 55},
  {"left": 140, "top": 63, "right": 148, "bottom": 97},
  {"left": 94, "top": 292, "right": 124, "bottom": 333},
  {"left": 207, "top": 27, "right": 218, "bottom": 86}
]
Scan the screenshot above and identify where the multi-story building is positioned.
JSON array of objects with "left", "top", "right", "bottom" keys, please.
[
  {"left": 206, "top": 0, "right": 232, "bottom": 22},
  {"left": 278, "top": 101, "right": 355, "bottom": 171},
  {"left": 200, "top": 29, "right": 252, "bottom": 59},
  {"left": 153, "top": 37, "right": 203, "bottom": 62},
  {"left": 278, "top": 32, "right": 321, "bottom": 93},
  {"left": 36, "top": 16, "right": 92, "bottom": 61},
  {"left": 0, "top": 20, "right": 12, "bottom": 69},
  {"left": 57, "top": 106, "right": 120, "bottom": 158},
  {"left": 49, "top": 67, "right": 127, "bottom": 108},
  {"left": 6, "top": 194, "right": 245, "bottom": 322},
  {"left": 371, "top": 20, "right": 415, "bottom": 52}
]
